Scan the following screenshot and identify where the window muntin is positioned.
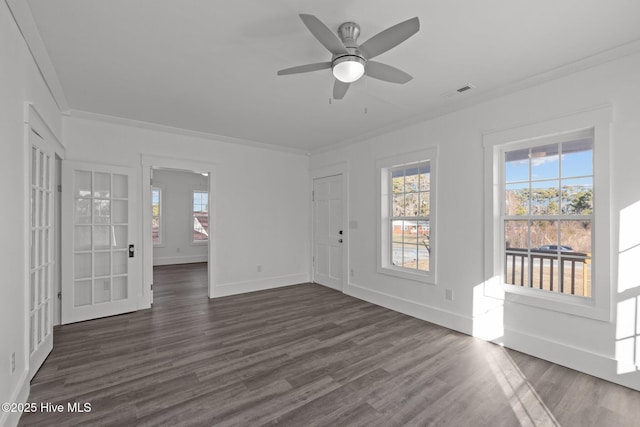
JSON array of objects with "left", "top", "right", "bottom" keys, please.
[
  {"left": 503, "top": 135, "right": 593, "bottom": 297},
  {"left": 390, "top": 162, "right": 431, "bottom": 273},
  {"left": 151, "top": 187, "right": 161, "bottom": 245},
  {"left": 192, "top": 190, "right": 209, "bottom": 242}
]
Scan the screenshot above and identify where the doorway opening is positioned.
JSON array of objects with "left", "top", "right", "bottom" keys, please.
[{"left": 150, "top": 168, "right": 210, "bottom": 303}]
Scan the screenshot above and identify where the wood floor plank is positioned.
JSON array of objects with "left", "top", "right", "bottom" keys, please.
[{"left": 18, "top": 262, "right": 640, "bottom": 426}]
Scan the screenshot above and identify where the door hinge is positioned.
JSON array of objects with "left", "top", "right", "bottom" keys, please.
[
  {"left": 57, "top": 185, "right": 62, "bottom": 193},
  {"left": 150, "top": 283, "right": 153, "bottom": 291},
  {"left": 57, "top": 291, "right": 61, "bottom": 300},
  {"left": 312, "top": 190, "right": 315, "bottom": 201},
  {"left": 150, "top": 178, "right": 153, "bottom": 186}
]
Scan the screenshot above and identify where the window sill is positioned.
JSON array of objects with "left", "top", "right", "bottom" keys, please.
[
  {"left": 191, "top": 240, "right": 208, "bottom": 246},
  {"left": 378, "top": 265, "right": 435, "bottom": 285},
  {"left": 489, "top": 282, "right": 609, "bottom": 321}
]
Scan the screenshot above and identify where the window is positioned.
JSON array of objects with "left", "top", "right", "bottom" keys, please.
[
  {"left": 503, "top": 132, "right": 593, "bottom": 297},
  {"left": 151, "top": 187, "right": 161, "bottom": 245},
  {"left": 377, "top": 148, "right": 437, "bottom": 283},
  {"left": 192, "top": 190, "right": 209, "bottom": 243},
  {"left": 483, "top": 105, "right": 611, "bottom": 320}
]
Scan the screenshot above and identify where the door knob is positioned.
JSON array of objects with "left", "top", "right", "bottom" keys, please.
[{"left": 338, "top": 239, "right": 343, "bottom": 243}]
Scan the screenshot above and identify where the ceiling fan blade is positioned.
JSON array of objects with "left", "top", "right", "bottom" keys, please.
[
  {"left": 333, "top": 80, "right": 350, "bottom": 100},
  {"left": 277, "top": 62, "right": 332, "bottom": 76},
  {"left": 366, "top": 61, "right": 413, "bottom": 84},
  {"left": 299, "top": 14, "right": 349, "bottom": 55},
  {"left": 358, "top": 17, "right": 420, "bottom": 60}
]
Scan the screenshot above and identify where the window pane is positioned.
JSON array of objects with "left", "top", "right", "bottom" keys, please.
[
  {"left": 530, "top": 220, "right": 558, "bottom": 251},
  {"left": 404, "top": 168, "right": 419, "bottom": 193},
  {"left": 404, "top": 193, "right": 419, "bottom": 217},
  {"left": 392, "top": 194, "right": 404, "bottom": 216},
  {"left": 530, "top": 180, "right": 559, "bottom": 215},
  {"left": 505, "top": 182, "right": 528, "bottom": 215},
  {"left": 403, "top": 221, "right": 418, "bottom": 245},
  {"left": 419, "top": 192, "right": 430, "bottom": 216},
  {"left": 562, "top": 138, "right": 593, "bottom": 178},
  {"left": 417, "top": 220, "right": 430, "bottom": 272},
  {"left": 531, "top": 144, "right": 559, "bottom": 180},
  {"left": 505, "top": 148, "right": 529, "bottom": 183},
  {"left": 392, "top": 172, "right": 404, "bottom": 194},
  {"left": 562, "top": 178, "right": 593, "bottom": 215},
  {"left": 419, "top": 164, "right": 430, "bottom": 191},
  {"left": 402, "top": 244, "right": 418, "bottom": 269},
  {"left": 505, "top": 220, "right": 528, "bottom": 251},
  {"left": 560, "top": 220, "right": 591, "bottom": 297},
  {"left": 391, "top": 220, "right": 404, "bottom": 243}
]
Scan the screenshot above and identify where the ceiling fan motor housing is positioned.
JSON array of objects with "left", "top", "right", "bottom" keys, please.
[{"left": 332, "top": 21, "right": 366, "bottom": 81}]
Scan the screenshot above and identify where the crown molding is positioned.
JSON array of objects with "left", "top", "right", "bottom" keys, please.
[{"left": 66, "top": 109, "right": 310, "bottom": 156}]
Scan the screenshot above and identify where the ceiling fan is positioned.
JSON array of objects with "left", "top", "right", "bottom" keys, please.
[{"left": 277, "top": 14, "right": 420, "bottom": 100}]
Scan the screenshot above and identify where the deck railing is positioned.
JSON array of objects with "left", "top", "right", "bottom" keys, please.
[{"left": 505, "top": 248, "right": 591, "bottom": 297}]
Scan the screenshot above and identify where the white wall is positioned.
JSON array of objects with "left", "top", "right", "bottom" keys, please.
[
  {"left": 62, "top": 115, "right": 311, "bottom": 298},
  {"left": 0, "top": 2, "right": 62, "bottom": 426},
  {"left": 152, "top": 168, "right": 208, "bottom": 266},
  {"left": 311, "top": 52, "right": 640, "bottom": 390}
]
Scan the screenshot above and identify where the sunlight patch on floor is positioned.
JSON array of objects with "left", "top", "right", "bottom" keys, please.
[{"left": 486, "top": 345, "right": 560, "bottom": 427}]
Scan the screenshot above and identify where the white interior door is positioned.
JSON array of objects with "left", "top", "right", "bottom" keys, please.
[
  {"left": 61, "top": 161, "right": 139, "bottom": 324},
  {"left": 28, "top": 129, "right": 54, "bottom": 379},
  {"left": 313, "top": 174, "right": 344, "bottom": 290}
]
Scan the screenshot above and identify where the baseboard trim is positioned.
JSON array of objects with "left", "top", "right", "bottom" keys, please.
[
  {"left": 343, "top": 282, "right": 640, "bottom": 391},
  {"left": 0, "top": 369, "right": 30, "bottom": 427},
  {"left": 501, "top": 328, "right": 640, "bottom": 391},
  {"left": 213, "top": 273, "right": 310, "bottom": 298},
  {"left": 153, "top": 255, "right": 207, "bottom": 266},
  {"left": 344, "top": 282, "right": 473, "bottom": 335}
]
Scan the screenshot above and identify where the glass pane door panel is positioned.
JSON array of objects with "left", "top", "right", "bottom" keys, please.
[
  {"left": 112, "top": 174, "right": 128, "bottom": 198},
  {"left": 94, "top": 226, "right": 110, "bottom": 250},
  {"left": 74, "top": 280, "right": 92, "bottom": 307},
  {"left": 112, "top": 200, "right": 128, "bottom": 224},
  {"left": 94, "top": 172, "right": 111, "bottom": 198},
  {"left": 93, "top": 199, "right": 110, "bottom": 224},
  {"left": 112, "top": 226, "right": 128, "bottom": 249},
  {"left": 75, "top": 198, "right": 92, "bottom": 224},
  {"left": 74, "top": 254, "right": 91, "bottom": 279},
  {"left": 74, "top": 226, "right": 92, "bottom": 251},
  {"left": 74, "top": 171, "right": 92, "bottom": 197},
  {"left": 94, "top": 278, "right": 111, "bottom": 303},
  {"left": 113, "top": 251, "right": 128, "bottom": 275},
  {"left": 112, "top": 277, "right": 127, "bottom": 301},
  {"left": 94, "top": 252, "right": 110, "bottom": 277}
]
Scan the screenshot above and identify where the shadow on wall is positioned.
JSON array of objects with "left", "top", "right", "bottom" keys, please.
[{"left": 616, "top": 200, "right": 640, "bottom": 374}]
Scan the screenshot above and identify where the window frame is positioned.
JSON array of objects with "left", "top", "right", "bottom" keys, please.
[
  {"left": 483, "top": 106, "right": 612, "bottom": 320},
  {"left": 377, "top": 147, "right": 437, "bottom": 284},
  {"left": 191, "top": 189, "right": 209, "bottom": 245},
  {"left": 151, "top": 186, "right": 162, "bottom": 246}
]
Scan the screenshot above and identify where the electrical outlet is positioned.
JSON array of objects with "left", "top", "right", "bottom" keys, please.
[
  {"left": 445, "top": 289, "right": 454, "bottom": 301},
  {"left": 257, "top": 265, "right": 262, "bottom": 273},
  {"left": 10, "top": 352, "right": 15, "bottom": 374}
]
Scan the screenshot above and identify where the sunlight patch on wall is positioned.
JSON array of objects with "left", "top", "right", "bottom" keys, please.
[
  {"left": 615, "top": 296, "right": 639, "bottom": 374},
  {"left": 472, "top": 281, "right": 505, "bottom": 342}
]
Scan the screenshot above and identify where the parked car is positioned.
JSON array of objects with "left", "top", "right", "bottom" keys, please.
[{"left": 534, "top": 245, "right": 574, "bottom": 253}]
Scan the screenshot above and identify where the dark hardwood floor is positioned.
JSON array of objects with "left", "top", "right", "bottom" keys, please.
[{"left": 19, "top": 263, "right": 640, "bottom": 426}]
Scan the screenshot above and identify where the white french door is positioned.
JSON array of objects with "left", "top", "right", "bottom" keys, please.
[
  {"left": 313, "top": 174, "right": 344, "bottom": 290},
  {"left": 28, "top": 129, "right": 54, "bottom": 379},
  {"left": 61, "top": 161, "right": 139, "bottom": 324}
]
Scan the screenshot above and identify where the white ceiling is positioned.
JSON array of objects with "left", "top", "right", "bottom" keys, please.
[{"left": 21, "top": 0, "right": 640, "bottom": 152}]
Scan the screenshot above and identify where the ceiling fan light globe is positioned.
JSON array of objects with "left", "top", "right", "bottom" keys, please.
[{"left": 332, "top": 56, "right": 365, "bottom": 83}]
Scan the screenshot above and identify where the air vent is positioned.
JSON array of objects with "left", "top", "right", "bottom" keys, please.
[
  {"left": 440, "top": 83, "right": 476, "bottom": 98},
  {"left": 456, "top": 84, "right": 475, "bottom": 93}
]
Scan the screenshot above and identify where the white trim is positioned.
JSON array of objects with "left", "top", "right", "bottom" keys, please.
[
  {"left": 483, "top": 104, "right": 612, "bottom": 320},
  {"left": 502, "top": 328, "right": 640, "bottom": 392},
  {"left": 376, "top": 147, "right": 438, "bottom": 285},
  {"left": 7, "top": 1, "right": 70, "bottom": 112},
  {"left": 345, "top": 282, "right": 472, "bottom": 335},
  {"left": 0, "top": 369, "right": 30, "bottom": 427},
  {"left": 213, "top": 273, "right": 310, "bottom": 298},
  {"left": 70, "top": 109, "right": 308, "bottom": 155},
  {"left": 153, "top": 255, "right": 208, "bottom": 266},
  {"left": 141, "top": 154, "right": 217, "bottom": 302},
  {"left": 310, "top": 162, "right": 349, "bottom": 292}
]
